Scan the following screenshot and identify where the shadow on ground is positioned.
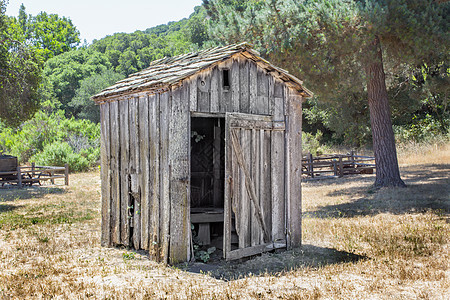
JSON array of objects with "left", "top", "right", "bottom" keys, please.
[
  {"left": 0, "top": 186, "right": 66, "bottom": 202},
  {"left": 183, "top": 244, "right": 365, "bottom": 280},
  {"left": 0, "top": 203, "right": 22, "bottom": 213},
  {"left": 305, "top": 164, "right": 449, "bottom": 218}
]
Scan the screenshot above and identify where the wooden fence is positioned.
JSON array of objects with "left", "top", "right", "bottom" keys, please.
[
  {"left": 302, "top": 151, "right": 375, "bottom": 179},
  {"left": 0, "top": 163, "right": 69, "bottom": 187}
]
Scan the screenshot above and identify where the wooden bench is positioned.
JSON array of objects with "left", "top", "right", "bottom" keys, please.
[{"left": 190, "top": 207, "right": 224, "bottom": 245}]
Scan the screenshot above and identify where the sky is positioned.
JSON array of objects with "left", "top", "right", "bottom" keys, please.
[{"left": 5, "top": 0, "right": 203, "bottom": 43}]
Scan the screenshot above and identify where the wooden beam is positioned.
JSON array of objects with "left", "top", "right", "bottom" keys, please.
[{"left": 225, "top": 242, "right": 286, "bottom": 261}]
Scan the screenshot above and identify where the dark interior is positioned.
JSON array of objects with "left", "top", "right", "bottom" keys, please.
[{"left": 190, "top": 117, "right": 225, "bottom": 250}]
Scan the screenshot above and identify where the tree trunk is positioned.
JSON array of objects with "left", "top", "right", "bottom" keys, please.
[{"left": 365, "top": 36, "right": 406, "bottom": 188}]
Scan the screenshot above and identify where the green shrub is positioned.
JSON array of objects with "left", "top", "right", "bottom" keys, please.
[
  {"left": 0, "top": 110, "right": 100, "bottom": 171},
  {"left": 302, "top": 130, "right": 330, "bottom": 156},
  {"left": 394, "top": 114, "right": 449, "bottom": 144},
  {"left": 31, "top": 141, "right": 91, "bottom": 172}
]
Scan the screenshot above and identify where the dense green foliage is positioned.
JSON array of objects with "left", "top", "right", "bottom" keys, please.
[
  {"left": 41, "top": 48, "right": 112, "bottom": 115},
  {"left": 0, "top": 110, "right": 100, "bottom": 171},
  {"left": 14, "top": 4, "right": 80, "bottom": 60},
  {"left": 91, "top": 31, "right": 192, "bottom": 76},
  {"left": 69, "top": 70, "right": 124, "bottom": 123},
  {"left": 0, "top": 1, "right": 43, "bottom": 127},
  {"left": 91, "top": 6, "right": 209, "bottom": 76},
  {"left": 8, "top": 4, "right": 80, "bottom": 61}
]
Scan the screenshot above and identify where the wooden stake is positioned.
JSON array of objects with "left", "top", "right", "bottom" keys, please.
[{"left": 64, "top": 164, "right": 69, "bottom": 185}]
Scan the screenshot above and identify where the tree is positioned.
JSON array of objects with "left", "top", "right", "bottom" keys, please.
[
  {"left": 42, "top": 48, "right": 112, "bottom": 115},
  {"left": 9, "top": 5, "right": 80, "bottom": 60},
  {"left": 184, "top": 6, "right": 210, "bottom": 47},
  {"left": 91, "top": 30, "right": 195, "bottom": 76},
  {"left": 0, "top": 0, "right": 43, "bottom": 127},
  {"left": 204, "top": 0, "right": 450, "bottom": 187},
  {"left": 69, "top": 70, "right": 124, "bottom": 123}
]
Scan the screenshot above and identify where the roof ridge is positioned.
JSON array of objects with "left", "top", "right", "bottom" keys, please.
[{"left": 93, "top": 43, "right": 312, "bottom": 101}]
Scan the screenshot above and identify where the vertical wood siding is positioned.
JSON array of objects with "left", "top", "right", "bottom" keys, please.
[
  {"left": 148, "top": 93, "right": 161, "bottom": 259},
  {"left": 100, "top": 55, "right": 303, "bottom": 262},
  {"left": 100, "top": 103, "right": 111, "bottom": 247},
  {"left": 110, "top": 101, "right": 121, "bottom": 245},
  {"left": 119, "top": 100, "right": 130, "bottom": 247},
  {"left": 168, "top": 83, "right": 190, "bottom": 263},
  {"left": 138, "top": 96, "right": 149, "bottom": 251}
]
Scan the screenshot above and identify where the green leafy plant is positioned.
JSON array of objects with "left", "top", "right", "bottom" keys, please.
[
  {"left": 195, "top": 247, "right": 216, "bottom": 263},
  {"left": 122, "top": 252, "right": 135, "bottom": 261}
]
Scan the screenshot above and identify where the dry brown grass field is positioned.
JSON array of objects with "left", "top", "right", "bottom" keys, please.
[{"left": 0, "top": 143, "right": 448, "bottom": 299}]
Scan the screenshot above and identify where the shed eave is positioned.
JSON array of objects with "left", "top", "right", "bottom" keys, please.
[{"left": 92, "top": 43, "right": 314, "bottom": 103}]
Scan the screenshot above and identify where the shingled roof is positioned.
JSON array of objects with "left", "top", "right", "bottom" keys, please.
[{"left": 92, "top": 43, "right": 312, "bottom": 102}]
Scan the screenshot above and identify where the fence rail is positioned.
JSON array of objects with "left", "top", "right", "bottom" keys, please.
[
  {"left": 0, "top": 163, "right": 69, "bottom": 187},
  {"left": 302, "top": 151, "right": 375, "bottom": 179}
]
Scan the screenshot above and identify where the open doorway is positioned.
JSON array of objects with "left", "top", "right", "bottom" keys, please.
[{"left": 190, "top": 116, "right": 225, "bottom": 251}]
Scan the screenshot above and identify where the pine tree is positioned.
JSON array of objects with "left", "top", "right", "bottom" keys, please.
[{"left": 204, "top": 0, "right": 449, "bottom": 187}]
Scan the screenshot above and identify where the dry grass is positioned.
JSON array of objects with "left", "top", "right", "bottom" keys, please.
[
  {"left": 0, "top": 143, "right": 448, "bottom": 299},
  {"left": 397, "top": 141, "right": 450, "bottom": 167}
]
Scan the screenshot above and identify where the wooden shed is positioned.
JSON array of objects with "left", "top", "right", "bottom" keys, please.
[{"left": 93, "top": 43, "right": 312, "bottom": 264}]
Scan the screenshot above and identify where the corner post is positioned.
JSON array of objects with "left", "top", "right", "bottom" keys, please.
[{"left": 286, "top": 90, "right": 302, "bottom": 249}]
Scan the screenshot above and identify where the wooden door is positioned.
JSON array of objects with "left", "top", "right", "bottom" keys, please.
[{"left": 224, "top": 113, "right": 286, "bottom": 260}]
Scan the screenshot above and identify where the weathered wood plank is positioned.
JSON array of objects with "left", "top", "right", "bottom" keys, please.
[
  {"left": 110, "top": 100, "right": 121, "bottom": 245},
  {"left": 274, "top": 80, "right": 285, "bottom": 121},
  {"left": 197, "top": 74, "right": 210, "bottom": 112},
  {"left": 119, "top": 99, "right": 130, "bottom": 247},
  {"left": 219, "top": 60, "right": 232, "bottom": 112},
  {"left": 228, "top": 119, "right": 275, "bottom": 130},
  {"left": 250, "top": 128, "right": 261, "bottom": 246},
  {"left": 213, "top": 123, "right": 222, "bottom": 208},
  {"left": 139, "top": 96, "right": 149, "bottom": 250},
  {"left": 256, "top": 67, "right": 269, "bottom": 115},
  {"left": 224, "top": 114, "right": 233, "bottom": 258},
  {"left": 286, "top": 88, "right": 302, "bottom": 248},
  {"left": 238, "top": 129, "right": 251, "bottom": 248},
  {"left": 189, "top": 76, "right": 198, "bottom": 112},
  {"left": 130, "top": 98, "right": 141, "bottom": 249},
  {"left": 249, "top": 62, "right": 257, "bottom": 114},
  {"left": 149, "top": 93, "right": 161, "bottom": 259},
  {"left": 100, "top": 102, "right": 111, "bottom": 247},
  {"left": 210, "top": 67, "right": 219, "bottom": 112},
  {"left": 271, "top": 97, "right": 286, "bottom": 242},
  {"left": 227, "top": 112, "right": 273, "bottom": 123},
  {"left": 191, "top": 212, "right": 224, "bottom": 223},
  {"left": 274, "top": 79, "right": 284, "bottom": 98},
  {"left": 261, "top": 129, "right": 272, "bottom": 243},
  {"left": 268, "top": 75, "right": 275, "bottom": 116},
  {"left": 168, "top": 84, "right": 190, "bottom": 263},
  {"left": 239, "top": 60, "right": 249, "bottom": 113},
  {"left": 159, "top": 91, "right": 171, "bottom": 263},
  {"left": 225, "top": 242, "right": 286, "bottom": 261},
  {"left": 230, "top": 58, "right": 240, "bottom": 112}
]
